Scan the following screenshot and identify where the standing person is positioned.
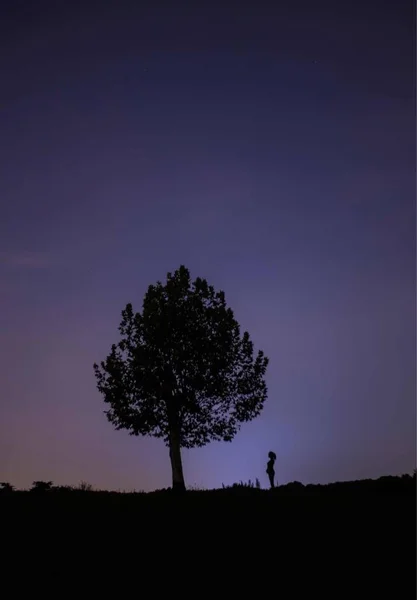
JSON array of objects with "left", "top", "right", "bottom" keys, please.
[{"left": 266, "top": 451, "right": 277, "bottom": 489}]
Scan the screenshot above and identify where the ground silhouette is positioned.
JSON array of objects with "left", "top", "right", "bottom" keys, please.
[{"left": 2, "top": 473, "right": 415, "bottom": 596}]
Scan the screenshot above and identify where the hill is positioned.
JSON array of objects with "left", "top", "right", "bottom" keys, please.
[{"left": 2, "top": 474, "right": 415, "bottom": 595}]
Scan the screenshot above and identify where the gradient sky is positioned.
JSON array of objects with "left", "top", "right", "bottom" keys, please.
[{"left": 0, "top": 0, "right": 415, "bottom": 491}]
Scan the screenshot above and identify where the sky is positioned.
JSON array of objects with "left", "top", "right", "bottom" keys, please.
[{"left": 0, "top": 0, "right": 415, "bottom": 491}]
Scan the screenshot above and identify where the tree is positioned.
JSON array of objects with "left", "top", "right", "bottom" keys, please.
[
  {"left": 94, "top": 265, "right": 269, "bottom": 491},
  {"left": 0, "top": 482, "right": 14, "bottom": 493},
  {"left": 31, "top": 481, "right": 53, "bottom": 492}
]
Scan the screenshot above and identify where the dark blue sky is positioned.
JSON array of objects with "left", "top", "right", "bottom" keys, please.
[{"left": 0, "top": 0, "right": 415, "bottom": 491}]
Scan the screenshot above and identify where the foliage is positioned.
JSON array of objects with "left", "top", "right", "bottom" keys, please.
[
  {"left": 0, "top": 482, "right": 14, "bottom": 493},
  {"left": 222, "top": 478, "right": 261, "bottom": 489},
  {"left": 54, "top": 485, "right": 75, "bottom": 493},
  {"left": 31, "top": 480, "right": 53, "bottom": 492},
  {"left": 94, "top": 265, "right": 269, "bottom": 451},
  {"left": 78, "top": 481, "right": 93, "bottom": 492}
]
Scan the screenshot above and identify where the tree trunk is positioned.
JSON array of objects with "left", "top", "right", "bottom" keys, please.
[
  {"left": 167, "top": 402, "right": 186, "bottom": 492},
  {"left": 164, "top": 378, "right": 186, "bottom": 492},
  {"left": 168, "top": 425, "right": 186, "bottom": 492}
]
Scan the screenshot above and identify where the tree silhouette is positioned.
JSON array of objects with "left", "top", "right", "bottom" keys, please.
[
  {"left": 31, "top": 481, "right": 53, "bottom": 492},
  {"left": 94, "top": 265, "right": 269, "bottom": 491},
  {"left": 0, "top": 482, "right": 14, "bottom": 493}
]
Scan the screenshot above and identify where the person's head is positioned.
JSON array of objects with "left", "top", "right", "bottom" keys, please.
[{"left": 268, "top": 451, "right": 276, "bottom": 461}]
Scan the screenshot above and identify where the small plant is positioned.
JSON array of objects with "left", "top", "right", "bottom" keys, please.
[
  {"left": 186, "top": 484, "right": 204, "bottom": 492},
  {"left": 222, "top": 479, "right": 258, "bottom": 489},
  {"left": 78, "top": 481, "right": 93, "bottom": 492}
]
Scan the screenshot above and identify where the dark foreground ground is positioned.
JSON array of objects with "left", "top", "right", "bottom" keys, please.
[{"left": 2, "top": 474, "right": 415, "bottom": 595}]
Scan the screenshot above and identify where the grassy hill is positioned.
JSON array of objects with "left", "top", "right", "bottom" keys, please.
[{"left": 2, "top": 474, "right": 415, "bottom": 595}]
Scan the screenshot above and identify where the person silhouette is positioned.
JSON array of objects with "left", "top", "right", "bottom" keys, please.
[{"left": 266, "top": 451, "right": 277, "bottom": 489}]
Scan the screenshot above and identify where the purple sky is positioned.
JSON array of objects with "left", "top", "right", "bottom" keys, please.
[{"left": 0, "top": 1, "right": 415, "bottom": 491}]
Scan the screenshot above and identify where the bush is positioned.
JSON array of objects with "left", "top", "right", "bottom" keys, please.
[
  {"left": 31, "top": 481, "right": 53, "bottom": 492},
  {"left": 0, "top": 482, "right": 14, "bottom": 493}
]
